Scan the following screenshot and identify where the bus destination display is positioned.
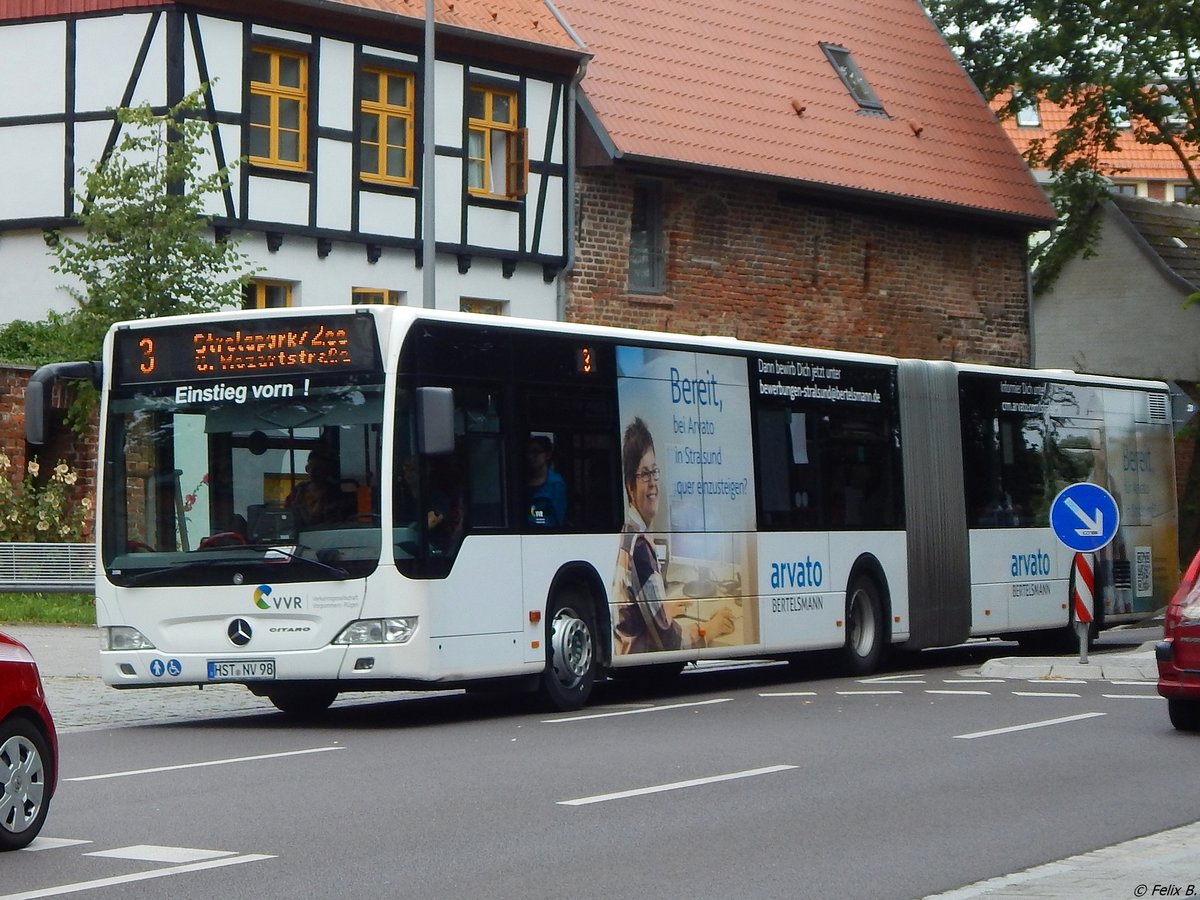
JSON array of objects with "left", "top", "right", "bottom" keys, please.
[{"left": 114, "top": 315, "right": 381, "bottom": 386}]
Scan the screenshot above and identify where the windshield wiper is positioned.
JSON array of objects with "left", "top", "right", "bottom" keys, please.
[
  {"left": 247, "top": 544, "right": 351, "bottom": 580},
  {"left": 124, "top": 547, "right": 350, "bottom": 585},
  {"left": 126, "top": 559, "right": 226, "bottom": 586}
]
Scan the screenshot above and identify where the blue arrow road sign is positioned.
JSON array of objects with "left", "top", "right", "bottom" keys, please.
[{"left": 1049, "top": 482, "right": 1120, "bottom": 553}]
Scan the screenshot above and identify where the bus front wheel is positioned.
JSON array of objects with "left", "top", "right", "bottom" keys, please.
[
  {"left": 540, "top": 591, "right": 597, "bottom": 712},
  {"left": 840, "top": 576, "right": 886, "bottom": 676},
  {"left": 262, "top": 686, "right": 338, "bottom": 716}
]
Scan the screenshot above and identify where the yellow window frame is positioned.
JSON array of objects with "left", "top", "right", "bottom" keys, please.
[
  {"left": 246, "top": 280, "right": 294, "bottom": 309},
  {"left": 352, "top": 287, "right": 402, "bottom": 305},
  {"left": 360, "top": 67, "right": 415, "bottom": 187},
  {"left": 467, "top": 85, "right": 527, "bottom": 199},
  {"left": 249, "top": 46, "right": 309, "bottom": 171}
]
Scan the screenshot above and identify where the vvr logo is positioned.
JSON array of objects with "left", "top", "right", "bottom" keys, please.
[{"left": 253, "top": 584, "right": 303, "bottom": 611}]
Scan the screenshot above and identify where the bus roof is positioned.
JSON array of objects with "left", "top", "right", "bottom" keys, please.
[{"left": 110, "top": 305, "right": 1169, "bottom": 392}]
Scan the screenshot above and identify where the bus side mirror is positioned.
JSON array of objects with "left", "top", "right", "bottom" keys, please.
[
  {"left": 416, "top": 386, "right": 455, "bottom": 455},
  {"left": 25, "top": 361, "right": 101, "bottom": 445}
]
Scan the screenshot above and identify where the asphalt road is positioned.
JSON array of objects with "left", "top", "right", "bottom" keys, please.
[{"left": 3, "top": 625, "right": 1198, "bottom": 900}]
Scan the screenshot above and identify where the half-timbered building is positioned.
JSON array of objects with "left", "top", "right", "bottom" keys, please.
[{"left": 0, "top": 0, "right": 586, "bottom": 321}]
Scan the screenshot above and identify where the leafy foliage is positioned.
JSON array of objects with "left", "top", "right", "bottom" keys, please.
[
  {"left": 925, "top": 0, "right": 1200, "bottom": 291},
  {"left": 0, "top": 314, "right": 86, "bottom": 369}
]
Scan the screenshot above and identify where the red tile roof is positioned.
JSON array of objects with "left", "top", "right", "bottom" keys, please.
[
  {"left": 555, "top": 0, "right": 1055, "bottom": 228},
  {"left": 0, "top": 0, "right": 584, "bottom": 54},
  {"left": 320, "top": 0, "right": 583, "bottom": 53},
  {"left": 994, "top": 94, "right": 1192, "bottom": 182}
]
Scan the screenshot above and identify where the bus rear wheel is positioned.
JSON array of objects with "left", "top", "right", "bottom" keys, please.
[
  {"left": 539, "top": 591, "right": 597, "bottom": 712},
  {"left": 840, "top": 576, "right": 885, "bottom": 676}
]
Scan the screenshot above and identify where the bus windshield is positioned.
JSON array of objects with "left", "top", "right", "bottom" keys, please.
[{"left": 102, "top": 380, "right": 384, "bottom": 585}]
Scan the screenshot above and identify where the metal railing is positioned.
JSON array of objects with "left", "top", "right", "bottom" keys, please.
[{"left": 0, "top": 542, "right": 95, "bottom": 592}]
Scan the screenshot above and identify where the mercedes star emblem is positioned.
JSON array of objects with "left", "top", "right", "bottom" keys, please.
[{"left": 227, "top": 618, "right": 252, "bottom": 646}]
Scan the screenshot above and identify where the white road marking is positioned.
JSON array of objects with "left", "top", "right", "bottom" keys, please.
[
  {"left": 926, "top": 690, "right": 991, "bottom": 696},
  {"left": 543, "top": 698, "right": 731, "bottom": 723},
  {"left": 944, "top": 678, "right": 1005, "bottom": 684},
  {"left": 558, "top": 765, "right": 798, "bottom": 806},
  {"left": 85, "top": 846, "right": 231, "bottom": 863},
  {"left": 1013, "top": 691, "right": 1082, "bottom": 698},
  {"left": 836, "top": 690, "right": 904, "bottom": 695},
  {"left": 860, "top": 674, "right": 927, "bottom": 683},
  {"left": 21, "top": 839, "right": 91, "bottom": 852},
  {"left": 0, "top": 853, "right": 274, "bottom": 900},
  {"left": 66, "top": 746, "right": 344, "bottom": 782},
  {"left": 759, "top": 691, "right": 817, "bottom": 697},
  {"left": 954, "top": 712, "right": 1106, "bottom": 740},
  {"left": 1100, "top": 693, "right": 1164, "bottom": 700}
]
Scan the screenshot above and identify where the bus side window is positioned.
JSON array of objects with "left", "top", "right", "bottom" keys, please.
[
  {"left": 520, "top": 388, "right": 621, "bottom": 533},
  {"left": 458, "top": 388, "right": 506, "bottom": 529}
]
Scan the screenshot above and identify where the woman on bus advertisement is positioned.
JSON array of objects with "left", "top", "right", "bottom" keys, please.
[{"left": 612, "top": 347, "right": 758, "bottom": 655}]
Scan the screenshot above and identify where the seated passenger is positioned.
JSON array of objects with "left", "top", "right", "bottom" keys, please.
[{"left": 526, "top": 436, "right": 567, "bottom": 527}]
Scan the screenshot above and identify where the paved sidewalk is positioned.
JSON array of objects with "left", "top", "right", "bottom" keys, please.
[
  {"left": 979, "top": 647, "right": 1159, "bottom": 681},
  {"left": 925, "top": 820, "right": 1200, "bottom": 899}
]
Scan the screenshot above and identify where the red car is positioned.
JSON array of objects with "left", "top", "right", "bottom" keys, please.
[
  {"left": 0, "top": 630, "right": 59, "bottom": 850},
  {"left": 1157, "top": 549, "right": 1200, "bottom": 731}
]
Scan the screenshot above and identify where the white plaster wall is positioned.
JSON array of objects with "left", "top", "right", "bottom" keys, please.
[
  {"left": 318, "top": 38, "right": 355, "bottom": 132},
  {"left": 195, "top": 122, "right": 246, "bottom": 219},
  {"left": 525, "top": 79, "right": 560, "bottom": 165},
  {"left": 361, "top": 45, "right": 417, "bottom": 65},
  {"left": 250, "top": 25, "right": 311, "bottom": 45},
  {"left": 530, "top": 173, "right": 564, "bottom": 256},
  {"left": 434, "top": 154, "right": 462, "bottom": 244},
  {"left": 70, "top": 120, "right": 117, "bottom": 199},
  {"left": 359, "top": 191, "right": 417, "bottom": 239},
  {"left": 316, "top": 138, "right": 353, "bottom": 231},
  {"left": 191, "top": 16, "right": 243, "bottom": 106},
  {"left": 0, "top": 23, "right": 66, "bottom": 117},
  {"left": 246, "top": 175, "right": 309, "bottom": 225},
  {"left": 76, "top": 15, "right": 166, "bottom": 109},
  {"left": 0, "top": 230, "right": 80, "bottom": 325},
  {"left": 467, "top": 205, "right": 520, "bottom": 252},
  {"left": 0, "top": 124, "right": 65, "bottom": 221},
  {"left": 433, "top": 60, "right": 463, "bottom": 147}
]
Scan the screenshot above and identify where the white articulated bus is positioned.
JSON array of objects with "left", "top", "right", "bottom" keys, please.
[{"left": 27, "top": 306, "right": 1180, "bottom": 713}]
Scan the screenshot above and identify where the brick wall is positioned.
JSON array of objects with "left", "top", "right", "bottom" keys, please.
[
  {"left": 0, "top": 365, "right": 98, "bottom": 538},
  {"left": 567, "top": 168, "right": 1031, "bottom": 365}
]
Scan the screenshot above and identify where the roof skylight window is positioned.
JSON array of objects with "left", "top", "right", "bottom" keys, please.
[
  {"left": 820, "top": 43, "right": 885, "bottom": 114},
  {"left": 1013, "top": 93, "right": 1041, "bottom": 127}
]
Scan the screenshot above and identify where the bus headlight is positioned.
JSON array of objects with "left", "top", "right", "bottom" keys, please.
[
  {"left": 334, "top": 617, "right": 418, "bottom": 645},
  {"left": 104, "top": 626, "right": 156, "bottom": 651}
]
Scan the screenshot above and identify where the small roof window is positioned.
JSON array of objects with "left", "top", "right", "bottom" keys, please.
[
  {"left": 1013, "top": 93, "right": 1041, "bottom": 127},
  {"left": 820, "top": 43, "right": 885, "bottom": 114}
]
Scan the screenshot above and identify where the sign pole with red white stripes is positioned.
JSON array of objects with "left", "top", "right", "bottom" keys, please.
[
  {"left": 1072, "top": 552, "right": 1095, "bottom": 663},
  {"left": 1050, "top": 482, "right": 1118, "bottom": 666}
]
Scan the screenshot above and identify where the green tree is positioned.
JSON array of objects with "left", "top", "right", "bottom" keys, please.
[
  {"left": 0, "top": 85, "right": 257, "bottom": 367},
  {"left": 925, "top": 0, "right": 1200, "bottom": 291}
]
